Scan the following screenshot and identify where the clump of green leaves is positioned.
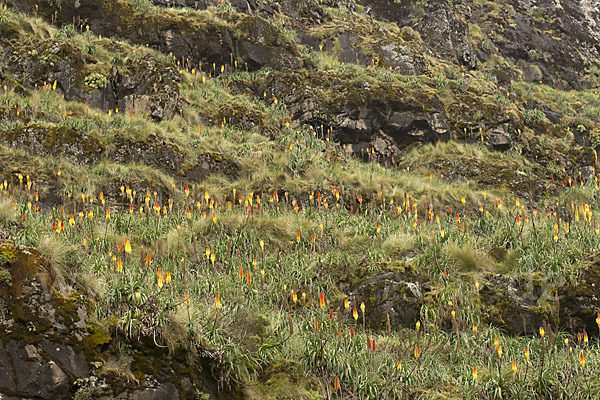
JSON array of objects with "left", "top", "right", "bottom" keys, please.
[{"left": 84, "top": 73, "right": 108, "bottom": 89}]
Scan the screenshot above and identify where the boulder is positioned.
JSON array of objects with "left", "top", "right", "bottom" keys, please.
[{"left": 343, "top": 265, "right": 428, "bottom": 331}]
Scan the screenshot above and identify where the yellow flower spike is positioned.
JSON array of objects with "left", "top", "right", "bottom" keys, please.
[
  {"left": 497, "top": 345, "right": 502, "bottom": 358},
  {"left": 494, "top": 337, "right": 499, "bottom": 347},
  {"left": 512, "top": 361, "right": 517, "bottom": 375},
  {"left": 580, "top": 352, "right": 585, "bottom": 369},
  {"left": 292, "top": 291, "right": 297, "bottom": 304},
  {"left": 360, "top": 301, "right": 365, "bottom": 315},
  {"left": 136, "top": 292, "right": 141, "bottom": 302},
  {"left": 440, "top": 227, "right": 445, "bottom": 238},
  {"left": 205, "top": 247, "right": 210, "bottom": 260},
  {"left": 539, "top": 326, "right": 545, "bottom": 338},
  {"left": 352, "top": 308, "right": 358, "bottom": 321},
  {"left": 344, "top": 298, "right": 349, "bottom": 310},
  {"left": 525, "top": 348, "right": 530, "bottom": 363},
  {"left": 319, "top": 292, "right": 325, "bottom": 308},
  {"left": 397, "top": 361, "right": 402, "bottom": 371},
  {"left": 416, "top": 321, "right": 421, "bottom": 332},
  {"left": 472, "top": 367, "right": 477, "bottom": 381}
]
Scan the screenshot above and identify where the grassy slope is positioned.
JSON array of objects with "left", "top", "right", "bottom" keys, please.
[{"left": 1, "top": 1, "right": 600, "bottom": 399}]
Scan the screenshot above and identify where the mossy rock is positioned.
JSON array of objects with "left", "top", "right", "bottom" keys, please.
[
  {"left": 1, "top": 124, "right": 104, "bottom": 165},
  {"left": 425, "top": 153, "right": 555, "bottom": 201},
  {"left": 479, "top": 273, "right": 550, "bottom": 335},
  {"left": 183, "top": 151, "right": 241, "bottom": 182},
  {"left": 244, "top": 360, "right": 322, "bottom": 400},
  {"left": 111, "top": 134, "right": 186, "bottom": 175}
]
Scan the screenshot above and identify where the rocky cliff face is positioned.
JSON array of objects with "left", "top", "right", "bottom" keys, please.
[
  {"left": 3, "top": 0, "right": 599, "bottom": 169},
  {"left": 0, "top": 242, "right": 229, "bottom": 399}
]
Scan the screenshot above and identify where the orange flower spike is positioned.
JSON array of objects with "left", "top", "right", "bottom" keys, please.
[
  {"left": 186, "top": 208, "right": 191, "bottom": 219},
  {"left": 314, "top": 317, "right": 319, "bottom": 331},
  {"left": 525, "top": 348, "right": 530, "bottom": 363},
  {"left": 580, "top": 352, "right": 585, "bottom": 369},
  {"left": 344, "top": 298, "right": 349, "bottom": 310},
  {"left": 497, "top": 200, "right": 502, "bottom": 210},
  {"left": 319, "top": 292, "right": 325, "bottom": 308},
  {"left": 205, "top": 247, "right": 210, "bottom": 260},
  {"left": 352, "top": 308, "right": 358, "bottom": 321},
  {"left": 584, "top": 331, "right": 589, "bottom": 344},
  {"left": 414, "top": 346, "right": 419, "bottom": 359},
  {"left": 397, "top": 361, "right": 402, "bottom": 372},
  {"left": 246, "top": 269, "right": 252, "bottom": 286},
  {"left": 296, "top": 230, "right": 300, "bottom": 243},
  {"left": 185, "top": 293, "right": 190, "bottom": 308},
  {"left": 215, "top": 292, "right": 221, "bottom": 309},
  {"left": 512, "top": 361, "right": 517, "bottom": 374},
  {"left": 292, "top": 291, "right": 297, "bottom": 304},
  {"left": 472, "top": 367, "right": 477, "bottom": 381},
  {"left": 106, "top": 208, "right": 110, "bottom": 220},
  {"left": 166, "top": 271, "right": 171, "bottom": 284},
  {"left": 124, "top": 239, "right": 132, "bottom": 254},
  {"left": 239, "top": 264, "right": 244, "bottom": 282},
  {"left": 117, "top": 258, "right": 122, "bottom": 273},
  {"left": 497, "top": 345, "right": 502, "bottom": 358},
  {"left": 146, "top": 251, "right": 151, "bottom": 266},
  {"left": 333, "top": 376, "right": 340, "bottom": 391}
]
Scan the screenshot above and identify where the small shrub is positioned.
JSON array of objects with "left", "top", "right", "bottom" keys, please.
[
  {"left": 0, "top": 267, "right": 11, "bottom": 286},
  {"left": 84, "top": 73, "right": 107, "bottom": 89}
]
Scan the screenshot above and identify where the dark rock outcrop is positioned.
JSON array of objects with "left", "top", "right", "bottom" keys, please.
[
  {"left": 359, "top": 0, "right": 478, "bottom": 69},
  {"left": 8, "top": 0, "right": 308, "bottom": 73},
  {"left": 1, "top": 124, "right": 104, "bottom": 165},
  {"left": 259, "top": 70, "right": 450, "bottom": 158},
  {"left": 341, "top": 264, "right": 427, "bottom": 331},
  {"left": 0, "top": 241, "right": 226, "bottom": 399},
  {"left": 479, "top": 274, "right": 549, "bottom": 335}
]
